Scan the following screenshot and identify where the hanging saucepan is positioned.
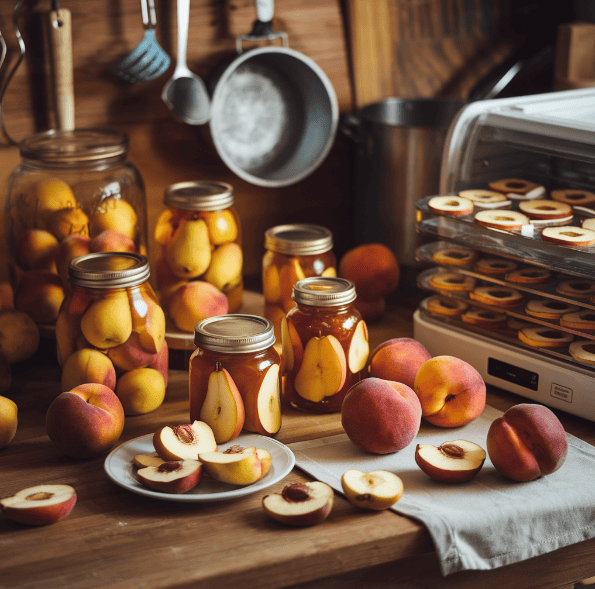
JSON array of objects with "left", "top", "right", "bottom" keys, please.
[{"left": 209, "top": 0, "right": 338, "bottom": 188}]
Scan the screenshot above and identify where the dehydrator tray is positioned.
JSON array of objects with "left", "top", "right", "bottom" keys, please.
[
  {"left": 417, "top": 267, "right": 595, "bottom": 342},
  {"left": 416, "top": 195, "right": 595, "bottom": 278},
  {"left": 417, "top": 296, "right": 595, "bottom": 371}
]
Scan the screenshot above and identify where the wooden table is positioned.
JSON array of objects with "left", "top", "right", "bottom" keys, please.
[{"left": 2, "top": 295, "right": 595, "bottom": 589}]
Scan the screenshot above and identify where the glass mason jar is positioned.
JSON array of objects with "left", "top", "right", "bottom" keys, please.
[
  {"left": 56, "top": 252, "right": 168, "bottom": 416},
  {"left": 154, "top": 181, "right": 243, "bottom": 330},
  {"left": 190, "top": 315, "right": 281, "bottom": 438},
  {"left": 283, "top": 277, "right": 369, "bottom": 413},
  {"left": 263, "top": 224, "right": 336, "bottom": 341},
  {"left": 4, "top": 128, "right": 148, "bottom": 325}
]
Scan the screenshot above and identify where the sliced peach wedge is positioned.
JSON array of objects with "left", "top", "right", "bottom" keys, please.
[
  {"left": 153, "top": 420, "right": 218, "bottom": 461},
  {"left": 198, "top": 445, "right": 263, "bottom": 485},
  {"left": 294, "top": 335, "right": 347, "bottom": 402},
  {"left": 347, "top": 320, "right": 369, "bottom": 374},
  {"left": 137, "top": 460, "right": 203, "bottom": 494}
]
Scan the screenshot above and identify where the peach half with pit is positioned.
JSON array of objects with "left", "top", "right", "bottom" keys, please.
[
  {"left": 153, "top": 420, "right": 218, "bottom": 461},
  {"left": 368, "top": 337, "right": 432, "bottom": 389},
  {"left": 415, "top": 440, "right": 486, "bottom": 483},
  {"left": 46, "top": 383, "right": 125, "bottom": 458},
  {"left": 262, "top": 482, "right": 334, "bottom": 526},
  {"left": 340, "top": 469, "right": 404, "bottom": 510},
  {"left": 486, "top": 403, "right": 568, "bottom": 482},
  {"left": 136, "top": 460, "right": 203, "bottom": 494},
  {"left": 294, "top": 335, "right": 347, "bottom": 402},
  {"left": 198, "top": 445, "right": 263, "bottom": 485},
  {"left": 0, "top": 484, "right": 77, "bottom": 526},
  {"left": 414, "top": 356, "right": 486, "bottom": 428},
  {"left": 341, "top": 378, "right": 422, "bottom": 454}
]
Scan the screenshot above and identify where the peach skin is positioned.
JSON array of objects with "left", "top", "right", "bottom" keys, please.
[
  {"left": 486, "top": 403, "right": 568, "bottom": 482},
  {"left": 413, "top": 356, "right": 486, "bottom": 428}
]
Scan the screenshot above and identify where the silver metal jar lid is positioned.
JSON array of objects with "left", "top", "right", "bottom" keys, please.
[
  {"left": 194, "top": 314, "right": 275, "bottom": 352},
  {"left": 264, "top": 224, "right": 333, "bottom": 256},
  {"left": 20, "top": 128, "right": 128, "bottom": 165},
  {"left": 68, "top": 252, "right": 150, "bottom": 289},
  {"left": 164, "top": 181, "right": 234, "bottom": 211},
  {"left": 292, "top": 277, "right": 356, "bottom": 307}
]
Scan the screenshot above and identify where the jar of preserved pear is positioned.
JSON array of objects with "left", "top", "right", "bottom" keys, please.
[
  {"left": 263, "top": 224, "right": 336, "bottom": 341},
  {"left": 283, "top": 277, "right": 369, "bottom": 413},
  {"left": 56, "top": 252, "right": 167, "bottom": 416},
  {"left": 155, "top": 181, "right": 243, "bottom": 331},
  {"left": 190, "top": 315, "right": 281, "bottom": 439},
  {"left": 4, "top": 128, "right": 148, "bottom": 325}
]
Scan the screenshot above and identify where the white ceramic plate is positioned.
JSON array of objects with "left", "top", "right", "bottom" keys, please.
[{"left": 104, "top": 432, "right": 295, "bottom": 502}]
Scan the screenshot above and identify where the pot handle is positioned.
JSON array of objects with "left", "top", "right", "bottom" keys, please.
[
  {"left": 340, "top": 113, "right": 364, "bottom": 146},
  {"left": 236, "top": 0, "right": 288, "bottom": 53}
]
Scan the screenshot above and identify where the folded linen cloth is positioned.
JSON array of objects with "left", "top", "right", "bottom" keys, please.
[{"left": 290, "top": 404, "right": 595, "bottom": 575}]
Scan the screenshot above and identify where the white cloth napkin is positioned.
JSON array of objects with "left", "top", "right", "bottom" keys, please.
[{"left": 290, "top": 405, "right": 595, "bottom": 575}]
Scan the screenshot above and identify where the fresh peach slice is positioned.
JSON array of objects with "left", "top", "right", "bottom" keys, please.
[
  {"left": 0, "top": 484, "right": 77, "bottom": 525},
  {"left": 262, "top": 482, "right": 334, "bottom": 526},
  {"left": 137, "top": 460, "right": 203, "bottom": 494},
  {"left": 153, "top": 420, "right": 218, "bottom": 461},
  {"left": 281, "top": 316, "right": 303, "bottom": 373},
  {"left": 415, "top": 440, "right": 486, "bottom": 483},
  {"left": 134, "top": 452, "right": 165, "bottom": 468},
  {"left": 198, "top": 445, "right": 263, "bottom": 485},
  {"left": 347, "top": 320, "right": 369, "bottom": 374},
  {"left": 294, "top": 335, "right": 347, "bottom": 402},
  {"left": 257, "top": 448, "right": 272, "bottom": 477},
  {"left": 341, "top": 469, "right": 403, "bottom": 510},
  {"left": 199, "top": 367, "right": 245, "bottom": 443}
]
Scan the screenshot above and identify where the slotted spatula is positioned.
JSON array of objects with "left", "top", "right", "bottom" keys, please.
[{"left": 109, "top": 0, "right": 170, "bottom": 83}]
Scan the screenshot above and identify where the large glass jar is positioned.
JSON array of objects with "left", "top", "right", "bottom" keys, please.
[
  {"left": 155, "top": 181, "right": 243, "bottom": 333},
  {"left": 56, "top": 252, "right": 167, "bottom": 416},
  {"left": 282, "top": 277, "right": 369, "bottom": 413},
  {"left": 4, "top": 129, "right": 148, "bottom": 326},
  {"left": 190, "top": 315, "right": 281, "bottom": 439},
  {"left": 263, "top": 224, "right": 336, "bottom": 341}
]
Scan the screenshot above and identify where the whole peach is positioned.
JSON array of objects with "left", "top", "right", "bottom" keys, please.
[
  {"left": 0, "top": 395, "right": 17, "bottom": 449},
  {"left": 341, "top": 377, "right": 422, "bottom": 454},
  {"left": 487, "top": 403, "right": 568, "bottom": 482},
  {"left": 89, "top": 229, "right": 136, "bottom": 254},
  {"left": 368, "top": 338, "right": 431, "bottom": 389},
  {"left": 115, "top": 368, "right": 166, "bottom": 415},
  {"left": 46, "top": 383, "right": 125, "bottom": 458},
  {"left": 339, "top": 244, "right": 400, "bottom": 301},
  {"left": 414, "top": 356, "right": 486, "bottom": 428},
  {"left": 61, "top": 348, "right": 117, "bottom": 391},
  {"left": 15, "top": 270, "right": 65, "bottom": 324},
  {"left": 168, "top": 281, "right": 228, "bottom": 333}
]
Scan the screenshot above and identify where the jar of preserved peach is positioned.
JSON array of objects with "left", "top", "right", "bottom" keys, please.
[
  {"left": 263, "top": 224, "right": 336, "bottom": 340},
  {"left": 56, "top": 252, "right": 168, "bottom": 416},
  {"left": 282, "top": 277, "right": 369, "bottom": 413},
  {"left": 154, "top": 181, "right": 243, "bottom": 332},
  {"left": 4, "top": 128, "right": 148, "bottom": 326},
  {"left": 190, "top": 315, "right": 281, "bottom": 440}
]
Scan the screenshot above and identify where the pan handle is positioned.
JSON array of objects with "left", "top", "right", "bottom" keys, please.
[{"left": 236, "top": 0, "right": 288, "bottom": 53}]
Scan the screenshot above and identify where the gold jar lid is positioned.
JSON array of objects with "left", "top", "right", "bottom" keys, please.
[
  {"left": 20, "top": 128, "right": 128, "bottom": 166},
  {"left": 264, "top": 224, "right": 333, "bottom": 256},
  {"left": 68, "top": 252, "right": 150, "bottom": 289},
  {"left": 292, "top": 277, "right": 356, "bottom": 307},
  {"left": 164, "top": 181, "right": 234, "bottom": 211},
  {"left": 194, "top": 314, "right": 275, "bottom": 352}
]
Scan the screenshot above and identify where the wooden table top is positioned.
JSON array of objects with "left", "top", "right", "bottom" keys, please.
[{"left": 2, "top": 293, "right": 595, "bottom": 589}]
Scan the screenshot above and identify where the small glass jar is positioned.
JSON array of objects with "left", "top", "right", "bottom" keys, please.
[
  {"left": 283, "top": 277, "right": 369, "bottom": 413},
  {"left": 4, "top": 129, "right": 148, "bottom": 324},
  {"left": 263, "top": 224, "right": 336, "bottom": 341},
  {"left": 190, "top": 315, "right": 281, "bottom": 437},
  {"left": 155, "top": 181, "right": 243, "bottom": 320},
  {"left": 56, "top": 252, "right": 168, "bottom": 415}
]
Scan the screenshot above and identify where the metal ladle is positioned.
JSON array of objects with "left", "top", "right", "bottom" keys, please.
[{"left": 161, "top": 0, "right": 210, "bottom": 125}]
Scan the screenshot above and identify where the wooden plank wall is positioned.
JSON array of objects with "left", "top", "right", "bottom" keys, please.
[{"left": 0, "top": 0, "right": 513, "bottom": 281}]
